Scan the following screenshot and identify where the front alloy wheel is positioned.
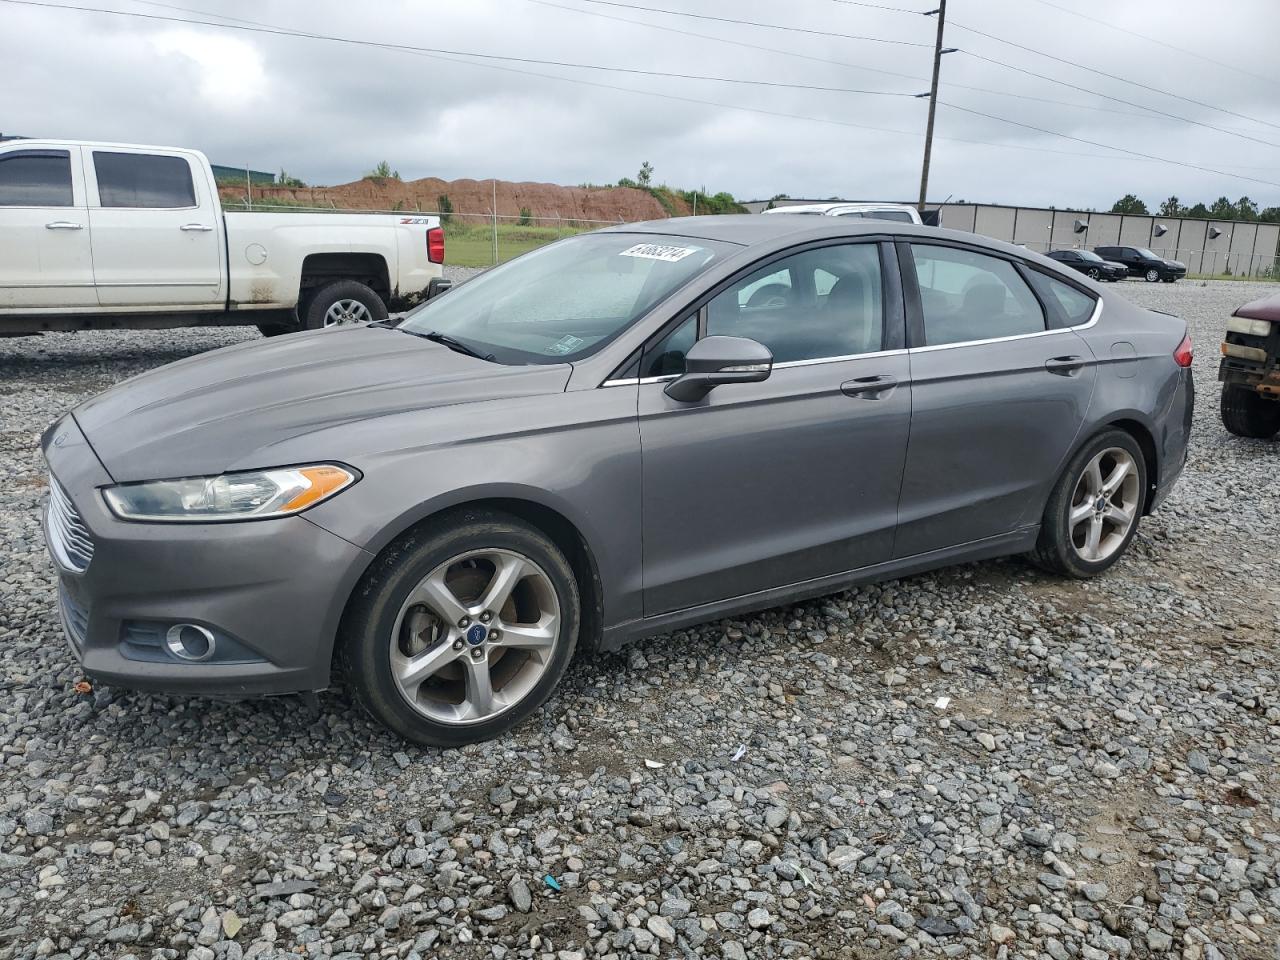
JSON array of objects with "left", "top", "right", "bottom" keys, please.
[
  {"left": 1087, "top": 267, "right": 1100, "bottom": 280},
  {"left": 1145, "top": 268, "right": 1160, "bottom": 282},
  {"left": 1029, "top": 429, "right": 1147, "bottom": 578},
  {"left": 339, "top": 508, "right": 580, "bottom": 746}
]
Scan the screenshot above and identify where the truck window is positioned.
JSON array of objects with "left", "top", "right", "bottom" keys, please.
[
  {"left": 0, "top": 150, "right": 73, "bottom": 207},
  {"left": 94, "top": 152, "right": 196, "bottom": 208}
]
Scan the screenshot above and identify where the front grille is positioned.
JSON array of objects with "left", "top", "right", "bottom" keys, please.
[
  {"left": 58, "top": 583, "right": 89, "bottom": 650},
  {"left": 46, "top": 476, "right": 94, "bottom": 573}
]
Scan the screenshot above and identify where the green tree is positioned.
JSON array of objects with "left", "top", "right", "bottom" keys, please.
[
  {"left": 1110, "top": 194, "right": 1149, "bottom": 215},
  {"left": 1184, "top": 202, "right": 1210, "bottom": 219},
  {"left": 277, "top": 168, "right": 305, "bottom": 188},
  {"left": 1209, "top": 196, "right": 1236, "bottom": 219},
  {"left": 364, "top": 161, "right": 400, "bottom": 181},
  {"left": 637, "top": 161, "right": 654, "bottom": 188},
  {"left": 1158, "top": 196, "right": 1181, "bottom": 217},
  {"left": 1235, "top": 196, "right": 1259, "bottom": 221},
  {"left": 437, "top": 194, "right": 453, "bottom": 224},
  {"left": 1259, "top": 206, "right": 1280, "bottom": 223},
  {"left": 518, "top": 206, "right": 533, "bottom": 226}
]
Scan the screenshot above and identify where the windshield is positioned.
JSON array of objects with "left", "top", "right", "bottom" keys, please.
[
  {"left": 402, "top": 233, "right": 731, "bottom": 364},
  {"left": 1078, "top": 250, "right": 1104, "bottom": 262}
]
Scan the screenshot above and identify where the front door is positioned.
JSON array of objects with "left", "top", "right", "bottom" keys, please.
[
  {"left": 85, "top": 148, "right": 223, "bottom": 307},
  {"left": 639, "top": 241, "right": 911, "bottom": 616},
  {"left": 894, "top": 241, "right": 1098, "bottom": 557},
  {"left": 0, "top": 146, "right": 96, "bottom": 309}
]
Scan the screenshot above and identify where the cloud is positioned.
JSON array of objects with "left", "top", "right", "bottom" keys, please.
[{"left": 1, "top": 0, "right": 1277, "bottom": 208}]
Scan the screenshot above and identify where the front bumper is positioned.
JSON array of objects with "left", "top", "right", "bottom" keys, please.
[{"left": 41, "top": 416, "right": 373, "bottom": 697}]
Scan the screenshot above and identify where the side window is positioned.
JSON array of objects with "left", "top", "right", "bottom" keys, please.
[
  {"left": 0, "top": 150, "right": 72, "bottom": 207},
  {"left": 1029, "top": 272, "right": 1097, "bottom": 326},
  {"left": 94, "top": 152, "right": 196, "bottom": 208},
  {"left": 707, "top": 244, "right": 883, "bottom": 363},
  {"left": 641, "top": 315, "right": 696, "bottom": 378},
  {"left": 911, "top": 244, "right": 1045, "bottom": 346}
]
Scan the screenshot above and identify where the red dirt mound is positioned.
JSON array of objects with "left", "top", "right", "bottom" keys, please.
[{"left": 222, "top": 176, "right": 690, "bottom": 224}]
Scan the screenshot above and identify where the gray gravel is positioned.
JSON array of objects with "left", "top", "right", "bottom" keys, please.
[{"left": 0, "top": 275, "right": 1277, "bottom": 959}]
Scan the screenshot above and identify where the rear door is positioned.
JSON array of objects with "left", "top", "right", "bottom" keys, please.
[
  {"left": 0, "top": 146, "right": 96, "bottom": 308},
  {"left": 638, "top": 240, "right": 911, "bottom": 615},
  {"left": 894, "top": 241, "right": 1098, "bottom": 557},
  {"left": 86, "top": 148, "right": 224, "bottom": 306}
]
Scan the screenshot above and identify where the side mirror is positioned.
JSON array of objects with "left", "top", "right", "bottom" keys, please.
[
  {"left": 426, "top": 277, "right": 454, "bottom": 300},
  {"left": 664, "top": 336, "right": 773, "bottom": 403}
]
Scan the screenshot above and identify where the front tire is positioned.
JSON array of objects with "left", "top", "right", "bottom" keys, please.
[
  {"left": 1221, "top": 385, "right": 1280, "bottom": 439},
  {"left": 1144, "top": 268, "right": 1160, "bottom": 282},
  {"left": 1087, "top": 267, "right": 1100, "bottom": 280},
  {"left": 338, "top": 508, "right": 580, "bottom": 747},
  {"left": 1030, "top": 429, "right": 1147, "bottom": 578},
  {"left": 303, "top": 280, "right": 388, "bottom": 331}
]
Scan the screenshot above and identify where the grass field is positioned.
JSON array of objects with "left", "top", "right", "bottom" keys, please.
[{"left": 443, "top": 222, "right": 593, "bottom": 267}]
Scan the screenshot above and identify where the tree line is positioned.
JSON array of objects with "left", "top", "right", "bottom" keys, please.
[{"left": 1110, "top": 193, "right": 1280, "bottom": 223}]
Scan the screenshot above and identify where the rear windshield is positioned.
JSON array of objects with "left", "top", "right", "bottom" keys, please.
[{"left": 402, "top": 232, "right": 732, "bottom": 364}]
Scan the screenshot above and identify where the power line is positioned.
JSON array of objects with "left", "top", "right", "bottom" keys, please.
[
  {"left": 531, "top": 0, "right": 1165, "bottom": 122},
  {"left": 561, "top": 0, "right": 933, "bottom": 47},
  {"left": 939, "top": 100, "right": 1280, "bottom": 189},
  {"left": 572, "top": 0, "right": 1280, "bottom": 145},
  {"left": 1024, "top": 0, "right": 1280, "bottom": 88},
  {"left": 7, "top": 0, "right": 1275, "bottom": 185},
  {"left": 945, "top": 18, "right": 1280, "bottom": 134}
]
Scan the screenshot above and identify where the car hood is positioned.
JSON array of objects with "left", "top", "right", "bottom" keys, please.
[
  {"left": 1165, "top": 259, "right": 1185, "bottom": 269},
  {"left": 73, "top": 326, "right": 573, "bottom": 482},
  {"left": 1102, "top": 260, "right": 1128, "bottom": 270},
  {"left": 1234, "top": 292, "right": 1280, "bottom": 323}
]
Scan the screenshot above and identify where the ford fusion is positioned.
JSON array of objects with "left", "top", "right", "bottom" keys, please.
[{"left": 42, "top": 217, "right": 1194, "bottom": 746}]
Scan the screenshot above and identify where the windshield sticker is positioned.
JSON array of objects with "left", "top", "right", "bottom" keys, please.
[
  {"left": 620, "top": 243, "right": 700, "bottom": 263},
  {"left": 546, "top": 334, "right": 586, "bottom": 355}
]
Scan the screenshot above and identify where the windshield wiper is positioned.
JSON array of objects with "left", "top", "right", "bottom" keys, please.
[{"left": 412, "top": 330, "right": 497, "bottom": 362}]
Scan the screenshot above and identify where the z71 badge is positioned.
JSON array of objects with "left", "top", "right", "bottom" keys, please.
[{"left": 399, "top": 217, "right": 435, "bottom": 225}]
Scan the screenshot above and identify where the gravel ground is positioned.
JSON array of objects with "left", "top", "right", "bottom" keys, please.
[{"left": 0, "top": 275, "right": 1277, "bottom": 960}]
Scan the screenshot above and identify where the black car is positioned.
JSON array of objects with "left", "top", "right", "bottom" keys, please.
[
  {"left": 1093, "top": 245, "right": 1186, "bottom": 283},
  {"left": 1046, "top": 249, "right": 1128, "bottom": 282}
]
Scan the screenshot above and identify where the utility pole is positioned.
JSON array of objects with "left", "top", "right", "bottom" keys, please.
[{"left": 917, "top": 1, "right": 952, "bottom": 213}]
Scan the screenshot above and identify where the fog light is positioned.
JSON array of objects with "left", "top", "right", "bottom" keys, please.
[{"left": 165, "top": 623, "right": 217, "bottom": 662}]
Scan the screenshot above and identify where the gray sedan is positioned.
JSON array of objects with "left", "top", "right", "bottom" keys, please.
[{"left": 42, "top": 217, "right": 1194, "bottom": 746}]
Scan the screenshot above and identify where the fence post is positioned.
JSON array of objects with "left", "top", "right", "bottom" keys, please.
[
  {"left": 246, "top": 163, "right": 252, "bottom": 210},
  {"left": 492, "top": 179, "right": 499, "bottom": 266}
]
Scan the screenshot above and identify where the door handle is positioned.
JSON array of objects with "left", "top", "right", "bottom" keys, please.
[
  {"left": 180, "top": 223, "right": 214, "bottom": 231},
  {"left": 1045, "top": 355, "right": 1086, "bottom": 376},
  {"left": 841, "top": 374, "right": 898, "bottom": 399},
  {"left": 45, "top": 221, "right": 84, "bottom": 230}
]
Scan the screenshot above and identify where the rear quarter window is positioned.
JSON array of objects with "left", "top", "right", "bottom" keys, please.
[{"left": 1029, "top": 271, "right": 1098, "bottom": 326}]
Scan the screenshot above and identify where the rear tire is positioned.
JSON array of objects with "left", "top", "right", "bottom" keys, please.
[
  {"left": 303, "top": 280, "right": 388, "bottom": 331},
  {"left": 1029, "top": 429, "right": 1147, "bottom": 579},
  {"left": 338, "top": 508, "right": 580, "bottom": 747},
  {"left": 1221, "top": 385, "right": 1280, "bottom": 439}
]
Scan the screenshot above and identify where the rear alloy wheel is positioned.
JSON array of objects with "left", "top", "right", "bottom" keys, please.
[
  {"left": 1221, "top": 385, "right": 1280, "bottom": 439},
  {"left": 339, "top": 509, "right": 579, "bottom": 746},
  {"left": 303, "top": 279, "right": 388, "bottom": 331},
  {"left": 1144, "top": 268, "right": 1161, "bottom": 282},
  {"left": 1030, "top": 429, "right": 1146, "bottom": 578}
]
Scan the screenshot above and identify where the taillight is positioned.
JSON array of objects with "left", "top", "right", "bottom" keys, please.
[
  {"left": 427, "top": 227, "right": 445, "bottom": 264},
  {"left": 1173, "top": 332, "right": 1193, "bottom": 368}
]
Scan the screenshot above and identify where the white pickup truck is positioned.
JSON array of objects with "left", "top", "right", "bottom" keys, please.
[{"left": 0, "top": 139, "right": 446, "bottom": 336}]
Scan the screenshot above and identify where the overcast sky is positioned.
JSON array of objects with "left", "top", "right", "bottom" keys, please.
[{"left": 4, "top": 0, "right": 1279, "bottom": 209}]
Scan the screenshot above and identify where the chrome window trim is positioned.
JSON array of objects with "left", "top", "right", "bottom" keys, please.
[
  {"left": 911, "top": 295, "right": 1103, "bottom": 353},
  {"left": 600, "top": 347, "right": 909, "bottom": 386}
]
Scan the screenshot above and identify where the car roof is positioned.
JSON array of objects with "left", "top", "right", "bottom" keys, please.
[
  {"left": 600, "top": 215, "right": 1024, "bottom": 256},
  {"left": 763, "top": 202, "right": 917, "bottom": 215}
]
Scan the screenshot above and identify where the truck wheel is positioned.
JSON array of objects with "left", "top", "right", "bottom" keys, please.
[
  {"left": 338, "top": 508, "right": 580, "bottom": 747},
  {"left": 304, "top": 280, "right": 388, "bottom": 331},
  {"left": 1221, "top": 385, "right": 1280, "bottom": 439}
]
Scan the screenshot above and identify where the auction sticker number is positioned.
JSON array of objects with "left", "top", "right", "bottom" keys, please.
[{"left": 620, "top": 243, "right": 699, "bottom": 263}]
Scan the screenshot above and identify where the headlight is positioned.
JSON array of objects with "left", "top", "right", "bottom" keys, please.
[
  {"left": 1227, "top": 316, "right": 1272, "bottom": 337},
  {"left": 102, "top": 464, "right": 358, "bottom": 522}
]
